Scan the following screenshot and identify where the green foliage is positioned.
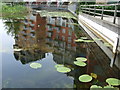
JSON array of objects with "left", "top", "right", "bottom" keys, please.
[{"left": 1, "top": 4, "right": 28, "bottom": 19}]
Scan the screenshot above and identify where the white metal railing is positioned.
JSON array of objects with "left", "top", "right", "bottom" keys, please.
[{"left": 80, "top": 3, "right": 120, "bottom": 24}]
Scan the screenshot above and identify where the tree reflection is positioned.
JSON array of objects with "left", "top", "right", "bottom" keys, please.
[{"left": 4, "top": 19, "right": 22, "bottom": 36}]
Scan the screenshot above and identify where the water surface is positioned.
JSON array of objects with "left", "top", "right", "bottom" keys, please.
[{"left": 1, "top": 12, "right": 120, "bottom": 89}]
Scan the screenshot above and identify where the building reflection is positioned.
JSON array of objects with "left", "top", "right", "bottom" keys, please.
[
  {"left": 13, "top": 13, "right": 89, "bottom": 88},
  {"left": 13, "top": 13, "right": 77, "bottom": 65},
  {"left": 14, "top": 13, "right": 47, "bottom": 64}
]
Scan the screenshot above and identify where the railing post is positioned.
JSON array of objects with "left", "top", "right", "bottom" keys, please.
[
  {"left": 101, "top": 6, "right": 104, "bottom": 20},
  {"left": 79, "top": 6, "right": 81, "bottom": 13},
  {"left": 94, "top": 6, "right": 96, "bottom": 17},
  {"left": 89, "top": 6, "right": 90, "bottom": 14},
  {"left": 113, "top": 5, "right": 117, "bottom": 24}
]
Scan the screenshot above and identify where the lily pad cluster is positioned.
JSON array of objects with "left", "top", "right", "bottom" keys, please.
[
  {"left": 74, "top": 57, "right": 87, "bottom": 67},
  {"left": 55, "top": 64, "right": 71, "bottom": 73},
  {"left": 90, "top": 78, "right": 120, "bottom": 89},
  {"left": 30, "top": 63, "right": 42, "bottom": 69},
  {"left": 74, "top": 61, "right": 87, "bottom": 67}
]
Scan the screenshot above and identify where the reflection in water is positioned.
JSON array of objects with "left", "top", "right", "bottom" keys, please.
[
  {"left": 13, "top": 13, "right": 77, "bottom": 64},
  {"left": 3, "top": 19, "right": 22, "bottom": 36},
  {"left": 2, "top": 12, "right": 120, "bottom": 89}
]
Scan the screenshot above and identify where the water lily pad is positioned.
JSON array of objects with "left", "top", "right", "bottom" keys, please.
[
  {"left": 74, "top": 40, "right": 79, "bottom": 42},
  {"left": 106, "top": 78, "right": 120, "bottom": 86},
  {"left": 80, "top": 37, "right": 88, "bottom": 39},
  {"left": 30, "top": 63, "right": 42, "bottom": 69},
  {"left": 57, "top": 66, "right": 71, "bottom": 73},
  {"left": 90, "top": 85, "right": 102, "bottom": 88},
  {"left": 74, "top": 39, "right": 84, "bottom": 42},
  {"left": 74, "top": 61, "right": 87, "bottom": 67},
  {"left": 14, "top": 49, "right": 22, "bottom": 51},
  {"left": 79, "top": 74, "right": 92, "bottom": 82},
  {"left": 104, "top": 43, "right": 111, "bottom": 47},
  {"left": 76, "top": 57, "right": 87, "bottom": 62},
  {"left": 94, "top": 38, "right": 102, "bottom": 41},
  {"left": 83, "top": 40, "right": 95, "bottom": 43},
  {"left": 104, "top": 85, "right": 114, "bottom": 88},
  {"left": 90, "top": 73, "right": 97, "bottom": 79},
  {"left": 55, "top": 64, "right": 64, "bottom": 68}
]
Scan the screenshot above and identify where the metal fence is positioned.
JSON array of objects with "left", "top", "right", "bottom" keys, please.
[{"left": 80, "top": 3, "right": 120, "bottom": 24}]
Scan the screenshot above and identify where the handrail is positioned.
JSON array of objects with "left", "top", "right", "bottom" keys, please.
[
  {"left": 80, "top": 3, "right": 120, "bottom": 24},
  {"left": 82, "top": 8, "right": 120, "bottom": 13},
  {"left": 81, "top": 3, "right": 120, "bottom": 7}
]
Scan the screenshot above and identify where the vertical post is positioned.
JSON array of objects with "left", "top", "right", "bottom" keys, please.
[
  {"left": 79, "top": 5, "right": 81, "bottom": 12},
  {"left": 113, "top": 5, "right": 117, "bottom": 24},
  {"left": 94, "top": 5, "right": 96, "bottom": 17},
  {"left": 101, "top": 6, "right": 104, "bottom": 20},
  {"left": 89, "top": 6, "right": 90, "bottom": 14},
  {"left": 110, "top": 37, "right": 119, "bottom": 67}
]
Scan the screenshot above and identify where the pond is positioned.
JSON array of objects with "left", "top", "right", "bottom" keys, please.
[{"left": 1, "top": 11, "right": 120, "bottom": 89}]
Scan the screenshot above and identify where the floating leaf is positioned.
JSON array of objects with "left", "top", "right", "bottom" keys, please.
[
  {"left": 55, "top": 64, "right": 64, "bottom": 68},
  {"left": 76, "top": 57, "right": 87, "bottom": 62},
  {"left": 83, "top": 40, "right": 95, "bottom": 43},
  {"left": 104, "top": 85, "right": 114, "bottom": 88},
  {"left": 80, "top": 37, "right": 88, "bottom": 39},
  {"left": 14, "top": 49, "right": 22, "bottom": 51},
  {"left": 106, "top": 78, "right": 120, "bottom": 86},
  {"left": 94, "top": 38, "right": 102, "bottom": 41},
  {"left": 30, "top": 63, "right": 42, "bottom": 69},
  {"left": 90, "top": 85, "right": 102, "bottom": 88},
  {"left": 74, "top": 39, "right": 84, "bottom": 42},
  {"left": 74, "top": 61, "right": 87, "bottom": 67},
  {"left": 90, "top": 73, "right": 97, "bottom": 79},
  {"left": 57, "top": 66, "right": 71, "bottom": 73},
  {"left": 79, "top": 74, "right": 92, "bottom": 82},
  {"left": 67, "top": 23, "right": 79, "bottom": 26},
  {"left": 104, "top": 43, "right": 111, "bottom": 47}
]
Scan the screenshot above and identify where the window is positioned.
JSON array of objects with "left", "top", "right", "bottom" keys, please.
[
  {"left": 68, "top": 37, "right": 71, "bottom": 43},
  {"left": 62, "top": 29, "right": 66, "bottom": 33},
  {"left": 62, "top": 36, "right": 65, "bottom": 41}
]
